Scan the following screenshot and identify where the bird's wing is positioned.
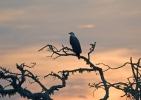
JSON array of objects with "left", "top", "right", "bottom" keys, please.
[{"left": 70, "top": 36, "right": 82, "bottom": 53}]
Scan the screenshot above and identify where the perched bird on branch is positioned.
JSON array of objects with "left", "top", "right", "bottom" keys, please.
[{"left": 69, "top": 32, "right": 82, "bottom": 59}]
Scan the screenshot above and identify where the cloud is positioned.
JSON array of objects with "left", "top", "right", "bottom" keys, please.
[
  {"left": 78, "top": 95, "right": 87, "bottom": 99},
  {"left": 78, "top": 24, "right": 95, "bottom": 29},
  {"left": 0, "top": 1, "right": 141, "bottom": 99},
  {"left": 0, "top": 9, "right": 26, "bottom": 23},
  {"left": 16, "top": 24, "right": 34, "bottom": 29}
]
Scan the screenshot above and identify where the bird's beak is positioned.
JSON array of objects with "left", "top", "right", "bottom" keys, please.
[{"left": 68, "top": 33, "right": 71, "bottom": 34}]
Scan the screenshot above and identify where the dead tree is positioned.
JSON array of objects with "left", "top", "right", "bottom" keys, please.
[
  {"left": 89, "top": 58, "right": 141, "bottom": 100},
  {"left": 38, "top": 42, "right": 109, "bottom": 100},
  {"left": 0, "top": 63, "right": 69, "bottom": 100},
  {"left": 1, "top": 42, "right": 140, "bottom": 100},
  {"left": 38, "top": 43, "right": 141, "bottom": 100}
]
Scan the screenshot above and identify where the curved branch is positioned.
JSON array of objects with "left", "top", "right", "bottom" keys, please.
[
  {"left": 39, "top": 44, "right": 109, "bottom": 100},
  {"left": 44, "top": 71, "right": 68, "bottom": 95},
  {"left": 88, "top": 42, "right": 96, "bottom": 60}
]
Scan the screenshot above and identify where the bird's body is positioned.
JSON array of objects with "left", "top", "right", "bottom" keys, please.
[{"left": 69, "top": 32, "right": 82, "bottom": 59}]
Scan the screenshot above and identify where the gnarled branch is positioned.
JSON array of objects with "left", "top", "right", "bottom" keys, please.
[{"left": 39, "top": 43, "right": 109, "bottom": 100}]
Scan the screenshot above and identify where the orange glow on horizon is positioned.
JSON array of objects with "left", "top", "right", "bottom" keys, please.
[{"left": 0, "top": 45, "right": 139, "bottom": 100}]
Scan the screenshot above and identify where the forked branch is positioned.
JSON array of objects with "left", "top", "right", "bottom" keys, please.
[
  {"left": 0, "top": 63, "right": 69, "bottom": 100},
  {"left": 90, "top": 57, "right": 141, "bottom": 100},
  {"left": 39, "top": 43, "right": 109, "bottom": 100}
]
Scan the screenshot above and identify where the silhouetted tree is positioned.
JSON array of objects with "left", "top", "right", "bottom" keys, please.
[
  {"left": 0, "top": 63, "right": 69, "bottom": 100},
  {"left": 89, "top": 57, "right": 141, "bottom": 100},
  {"left": 0, "top": 43, "right": 140, "bottom": 100}
]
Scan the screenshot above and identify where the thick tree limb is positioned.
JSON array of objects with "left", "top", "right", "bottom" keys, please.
[
  {"left": 39, "top": 43, "right": 109, "bottom": 100},
  {"left": 0, "top": 63, "right": 69, "bottom": 100},
  {"left": 89, "top": 57, "right": 141, "bottom": 100}
]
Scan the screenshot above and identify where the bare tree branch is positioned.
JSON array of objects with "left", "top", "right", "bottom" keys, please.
[
  {"left": 39, "top": 43, "right": 109, "bottom": 100},
  {"left": 89, "top": 57, "right": 141, "bottom": 100},
  {"left": 0, "top": 63, "right": 69, "bottom": 100},
  {"left": 1, "top": 43, "right": 140, "bottom": 100}
]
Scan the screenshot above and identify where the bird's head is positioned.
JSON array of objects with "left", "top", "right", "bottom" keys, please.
[{"left": 69, "top": 32, "right": 75, "bottom": 36}]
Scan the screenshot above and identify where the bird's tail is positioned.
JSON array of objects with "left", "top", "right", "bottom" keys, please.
[{"left": 76, "top": 53, "right": 80, "bottom": 59}]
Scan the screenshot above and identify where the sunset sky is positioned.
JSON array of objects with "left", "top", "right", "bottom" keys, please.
[{"left": 0, "top": 0, "right": 141, "bottom": 100}]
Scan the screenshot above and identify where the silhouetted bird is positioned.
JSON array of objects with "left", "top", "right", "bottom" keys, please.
[{"left": 69, "top": 32, "right": 82, "bottom": 59}]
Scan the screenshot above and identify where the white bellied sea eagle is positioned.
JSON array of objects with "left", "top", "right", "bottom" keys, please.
[{"left": 69, "top": 32, "right": 82, "bottom": 59}]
